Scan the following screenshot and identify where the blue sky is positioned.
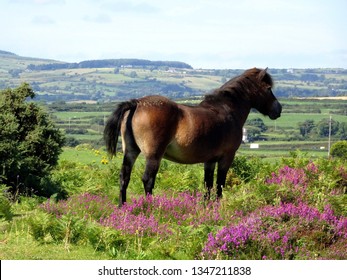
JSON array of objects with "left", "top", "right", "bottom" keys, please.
[{"left": 1, "top": 0, "right": 346, "bottom": 69}]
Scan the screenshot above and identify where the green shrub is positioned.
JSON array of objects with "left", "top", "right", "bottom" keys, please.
[
  {"left": 28, "top": 211, "right": 87, "bottom": 247},
  {"left": 86, "top": 223, "right": 126, "bottom": 253},
  {"left": 49, "top": 214, "right": 87, "bottom": 245},
  {"left": 230, "top": 156, "right": 268, "bottom": 182},
  {"left": 27, "top": 210, "right": 52, "bottom": 241},
  {"left": 330, "top": 141, "right": 347, "bottom": 160},
  {"left": 0, "top": 185, "right": 13, "bottom": 221},
  {"left": 0, "top": 83, "right": 65, "bottom": 197}
]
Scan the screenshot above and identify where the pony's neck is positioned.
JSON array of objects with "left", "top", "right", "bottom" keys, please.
[
  {"left": 227, "top": 95, "right": 252, "bottom": 128},
  {"left": 201, "top": 89, "right": 252, "bottom": 128}
]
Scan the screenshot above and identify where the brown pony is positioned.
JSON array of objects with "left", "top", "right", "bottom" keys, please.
[{"left": 104, "top": 68, "right": 282, "bottom": 206}]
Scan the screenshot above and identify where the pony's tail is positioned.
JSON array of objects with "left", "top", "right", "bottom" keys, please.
[{"left": 104, "top": 99, "right": 138, "bottom": 156}]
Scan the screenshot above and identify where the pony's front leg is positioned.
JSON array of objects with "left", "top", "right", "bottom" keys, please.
[
  {"left": 204, "top": 162, "right": 216, "bottom": 200},
  {"left": 142, "top": 157, "right": 161, "bottom": 196},
  {"left": 216, "top": 155, "right": 235, "bottom": 199},
  {"left": 216, "top": 171, "right": 227, "bottom": 199}
]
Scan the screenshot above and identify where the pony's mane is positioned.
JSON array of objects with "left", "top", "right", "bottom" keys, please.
[{"left": 201, "top": 68, "right": 273, "bottom": 105}]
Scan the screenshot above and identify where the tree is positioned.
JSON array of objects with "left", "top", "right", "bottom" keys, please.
[
  {"left": 129, "top": 71, "right": 138, "bottom": 78},
  {"left": 245, "top": 118, "right": 268, "bottom": 142},
  {"left": 0, "top": 83, "right": 65, "bottom": 197},
  {"left": 330, "top": 141, "right": 347, "bottom": 160},
  {"left": 246, "top": 127, "right": 263, "bottom": 142},
  {"left": 113, "top": 67, "right": 120, "bottom": 74},
  {"left": 337, "top": 122, "right": 347, "bottom": 140},
  {"left": 246, "top": 118, "right": 267, "bottom": 132},
  {"left": 317, "top": 118, "right": 339, "bottom": 137},
  {"left": 298, "top": 120, "right": 315, "bottom": 137}
]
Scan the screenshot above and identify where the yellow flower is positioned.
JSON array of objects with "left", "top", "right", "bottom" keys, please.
[{"left": 101, "top": 157, "right": 109, "bottom": 165}]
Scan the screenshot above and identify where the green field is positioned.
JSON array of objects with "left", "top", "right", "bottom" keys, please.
[
  {"left": 47, "top": 97, "right": 347, "bottom": 162},
  {"left": 254, "top": 112, "right": 347, "bottom": 129},
  {"left": 2, "top": 52, "right": 347, "bottom": 103}
]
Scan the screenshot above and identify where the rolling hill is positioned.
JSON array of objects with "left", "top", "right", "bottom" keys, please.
[{"left": 1, "top": 50, "right": 347, "bottom": 102}]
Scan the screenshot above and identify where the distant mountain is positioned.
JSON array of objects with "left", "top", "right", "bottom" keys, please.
[
  {"left": 0, "top": 50, "right": 198, "bottom": 101},
  {"left": 0, "top": 50, "right": 17, "bottom": 56},
  {"left": 1, "top": 50, "right": 346, "bottom": 102},
  {"left": 0, "top": 50, "right": 61, "bottom": 71},
  {"left": 27, "top": 58, "right": 193, "bottom": 71},
  {"left": 0, "top": 50, "right": 193, "bottom": 70}
]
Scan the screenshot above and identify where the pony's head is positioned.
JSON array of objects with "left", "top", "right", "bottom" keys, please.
[
  {"left": 218, "top": 68, "right": 281, "bottom": 119},
  {"left": 244, "top": 68, "right": 282, "bottom": 120}
]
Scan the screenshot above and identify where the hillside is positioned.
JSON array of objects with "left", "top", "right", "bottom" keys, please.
[
  {"left": 1, "top": 50, "right": 347, "bottom": 102},
  {"left": 27, "top": 58, "right": 192, "bottom": 71}
]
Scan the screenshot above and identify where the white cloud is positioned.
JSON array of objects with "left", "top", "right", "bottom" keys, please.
[
  {"left": 10, "top": 0, "right": 65, "bottom": 5},
  {"left": 32, "top": 15, "right": 55, "bottom": 24},
  {"left": 83, "top": 14, "right": 112, "bottom": 23},
  {"left": 100, "top": 1, "right": 159, "bottom": 14}
]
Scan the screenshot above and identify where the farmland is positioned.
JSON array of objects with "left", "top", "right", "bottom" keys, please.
[
  {"left": 1, "top": 50, "right": 347, "bottom": 103},
  {"left": 47, "top": 97, "right": 347, "bottom": 162}
]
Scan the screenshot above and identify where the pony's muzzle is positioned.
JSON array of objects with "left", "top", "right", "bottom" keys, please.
[{"left": 269, "top": 100, "right": 282, "bottom": 120}]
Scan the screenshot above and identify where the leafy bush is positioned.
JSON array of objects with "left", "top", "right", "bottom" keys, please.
[
  {"left": 156, "top": 160, "right": 204, "bottom": 193},
  {"left": 0, "top": 185, "right": 13, "bottom": 221},
  {"left": 330, "top": 140, "right": 347, "bottom": 160},
  {"left": 230, "top": 156, "right": 268, "bottom": 183},
  {"left": 27, "top": 210, "right": 52, "bottom": 241},
  {"left": 28, "top": 210, "right": 87, "bottom": 249},
  {"left": 0, "top": 83, "right": 65, "bottom": 197},
  {"left": 85, "top": 222, "right": 126, "bottom": 253}
]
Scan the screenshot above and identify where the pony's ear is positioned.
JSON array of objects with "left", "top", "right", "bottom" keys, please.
[{"left": 258, "top": 67, "right": 268, "bottom": 81}]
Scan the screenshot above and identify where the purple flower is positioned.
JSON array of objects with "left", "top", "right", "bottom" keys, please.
[
  {"left": 202, "top": 202, "right": 347, "bottom": 259},
  {"left": 266, "top": 165, "right": 308, "bottom": 188}
]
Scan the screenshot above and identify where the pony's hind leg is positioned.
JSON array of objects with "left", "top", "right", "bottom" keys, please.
[
  {"left": 119, "top": 150, "right": 139, "bottom": 207},
  {"left": 142, "top": 157, "right": 161, "bottom": 196}
]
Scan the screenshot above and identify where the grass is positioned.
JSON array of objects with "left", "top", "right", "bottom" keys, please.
[
  {"left": 0, "top": 219, "right": 109, "bottom": 260},
  {"left": 249, "top": 112, "right": 347, "bottom": 129},
  {"left": 237, "top": 140, "right": 330, "bottom": 163},
  {"left": 53, "top": 111, "right": 108, "bottom": 121},
  {"left": 1, "top": 147, "right": 347, "bottom": 260},
  {"left": 59, "top": 147, "right": 104, "bottom": 165},
  {"left": 238, "top": 149, "right": 327, "bottom": 163},
  {"left": 66, "top": 134, "right": 103, "bottom": 141}
]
